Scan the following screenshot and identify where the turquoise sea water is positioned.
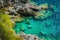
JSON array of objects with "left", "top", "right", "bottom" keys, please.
[{"left": 13, "top": 0, "right": 60, "bottom": 40}]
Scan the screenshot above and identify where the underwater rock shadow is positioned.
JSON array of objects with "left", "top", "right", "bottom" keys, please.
[{"left": 32, "top": 11, "right": 60, "bottom": 21}]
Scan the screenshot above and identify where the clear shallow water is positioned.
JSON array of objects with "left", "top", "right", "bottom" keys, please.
[{"left": 13, "top": 0, "right": 60, "bottom": 40}]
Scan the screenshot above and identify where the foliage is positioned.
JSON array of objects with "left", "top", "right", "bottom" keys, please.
[{"left": 0, "top": 10, "right": 23, "bottom": 40}]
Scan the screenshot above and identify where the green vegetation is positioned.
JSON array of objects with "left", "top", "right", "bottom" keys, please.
[{"left": 0, "top": 10, "right": 23, "bottom": 40}]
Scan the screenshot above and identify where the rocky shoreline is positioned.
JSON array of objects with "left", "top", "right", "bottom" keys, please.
[
  {"left": 0, "top": 0, "right": 52, "bottom": 20},
  {"left": 18, "top": 32, "right": 40, "bottom": 40},
  {"left": 0, "top": 0, "right": 55, "bottom": 40}
]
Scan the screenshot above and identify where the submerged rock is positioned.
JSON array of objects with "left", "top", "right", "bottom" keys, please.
[
  {"left": 28, "top": 25, "right": 32, "bottom": 29},
  {"left": 25, "top": 19, "right": 30, "bottom": 25},
  {"left": 20, "top": 26, "right": 26, "bottom": 32}
]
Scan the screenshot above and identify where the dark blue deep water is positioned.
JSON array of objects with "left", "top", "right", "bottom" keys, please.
[{"left": 31, "top": 0, "right": 60, "bottom": 39}]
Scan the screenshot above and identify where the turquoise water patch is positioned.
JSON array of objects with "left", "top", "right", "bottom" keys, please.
[
  {"left": 13, "top": 0, "right": 60, "bottom": 40},
  {"left": 13, "top": 8, "right": 56, "bottom": 37}
]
